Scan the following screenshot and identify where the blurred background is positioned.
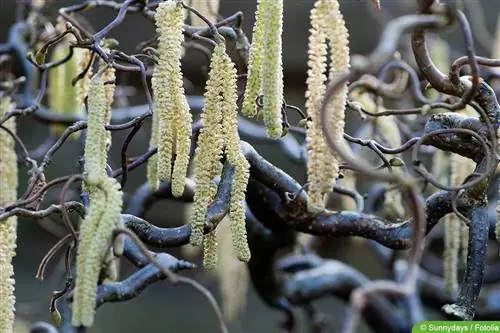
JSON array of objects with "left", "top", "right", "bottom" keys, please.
[{"left": 1, "top": 0, "right": 499, "bottom": 332}]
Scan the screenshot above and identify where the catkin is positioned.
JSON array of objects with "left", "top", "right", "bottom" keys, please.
[
  {"left": 305, "top": 0, "right": 350, "bottom": 212},
  {"left": 73, "top": 64, "right": 121, "bottom": 327},
  {"left": 260, "top": 0, "right": 284, "bottom": 138},
  {"left": 190, "top": 42, "right": 251, "bottom": 265},
  {"left": 0, "top": 96, "right": 18, "bottom": 333},
  {"left": 83, "top": 69, "right": 112, "bottom": 184},
  {"left": 73, "top": 178, "right": 123, "bottom": 327},
  {"left": 241, "top": 0, "right": 284, "bottom": 138},
  {"left": 190, "top": 43, "right": 226, "bottom": 247},
  {"left": 241, "top": 0, "right": 267, "bottom": 118},
  {"left": 220, "top": 45, "right": 251, "bottom": 262},
  {"left": 203, "top": 228, "right": 218, "bottom": 269},
  {"left": 150, "top": 0, "right": 192, "bottom": 197}
]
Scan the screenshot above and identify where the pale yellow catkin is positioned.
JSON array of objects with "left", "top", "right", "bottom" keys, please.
[
  {"left": 191, "top": 42, "right": 251, "bottom": 265},
  {"left": 73, "top": 64, "right": 120, "bottom": 327},
  {"left": 241, "top": 0, "right": 267, "bottom": 118},
  {"left": 305, "top": 0, "right": 329, "bottom": 211},
  {"left": 190, "top": 43, "right": 226, "bottom": 247},
  {"left": 0, "top": 96, "right": 18, "bottom": 333},
  {"left": 150, "top": 1, "right": 192, "bottom": 197},
  {"left": 241, "top": 0, "right": 284, "bottom": 138},
  {"left": 73, "top": 177, "right": 123, "bottom": 327},
  {"left": 305, "top": 0, "right": 349, "bottom": 212},
  {"left": 203, "top": 228, "right": 218, "bottom": 269},
  {"left": 261, "top": 0, "right": 284, "bottom": 138},
  {"left": 220, "top": 44, "right": 251, "bottom": 263},
  {"left": 83, "top": 68, "right": 113, "bottom": 184}
]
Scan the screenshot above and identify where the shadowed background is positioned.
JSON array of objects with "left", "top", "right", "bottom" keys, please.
[{"left": 1, "top": 0, "right": 498, "bottom": 332}]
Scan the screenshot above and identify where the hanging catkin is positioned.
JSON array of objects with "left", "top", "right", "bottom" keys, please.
[
  {"left": 241, "top": 0, "right": 284, "bottom": 138},
  {"left": 148, "top": 0, "right": 192, "bottom": 196},
  {"left": 73, "top": 67, "right": 123, "bottom": 327},
  {"left": 190, "top": 41, "right": 250, "bottom": 266},
  {"left": 305, "top": 0, "right": 350, "bottom": 212}
]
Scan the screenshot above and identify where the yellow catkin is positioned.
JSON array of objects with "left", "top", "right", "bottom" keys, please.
[
  {"left": 203, "top": 228, "right": 218, "bottom": 269},
  {"left": 305, "top": 1, "right": 328, "bottom": 211},
  {"left": 241, "top": 0, "right": 284, "bottom": 138},
  {"left": 322, "top": 0, "right": 349, "bottom": 198},
  {"left": 220, "top": 43, "right": 251, "bottom": 263},
  {"left": 0, "top": 96, "right": 18, "bottom": 333},
  {"left": 189, "top": 0, "right": 220, "bottom": 26},
  {"left": 216, "top": 217, "right": 249, "bottom": 322},
  {"left": 72, "top": 177, "right": 123, "bottom": 327},
  {"left": 260, "top": 0, "right": 284, "bottom": 138},
  {"left": 151, "top": 1, "right": 192, "bottom": 197},
  {"left": 83, "top": 70, "right": 111, "bottom": 184},
  {"left": 190, "top": 43, "right": 226, "bottom": 246},
  {"left": 191, "top": 42, "right": 251, "bottom": 264},
  {"left": 73, "top": 64, "right": 119, "bottom": 326},
  {"left": 305, "top": 0, "right": 350, "bottom": 212},
  {"left": 101, "top": 64, "right": 115, "bottom": 174},
  {"left": 241, "top": 0, "right": 267, "bottom": 118},
  {"left": 72, "top": 187, "right": 106, "bottom": 326}
]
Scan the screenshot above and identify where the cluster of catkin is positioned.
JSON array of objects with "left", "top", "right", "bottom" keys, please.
[
  {"left": 0, "top": 96, "right": 18, "bottom": 333},
  {"left": 241, "top": 0, "right": 284, "bottom": 138},
  {"left": 305, "top": 0, "right": 350, "bottom": 212},
  {"left": 147, "top": 0, "right": 192, "bottom": 197},
  {"left": 148, "top": 1, "right": 250, "bottom": 268},
  {"left": 191, "top": 40, "right": 251, "bottom": 267},
  {"left": 72, "top": 61, "right": 124, "bottom": 327}
]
